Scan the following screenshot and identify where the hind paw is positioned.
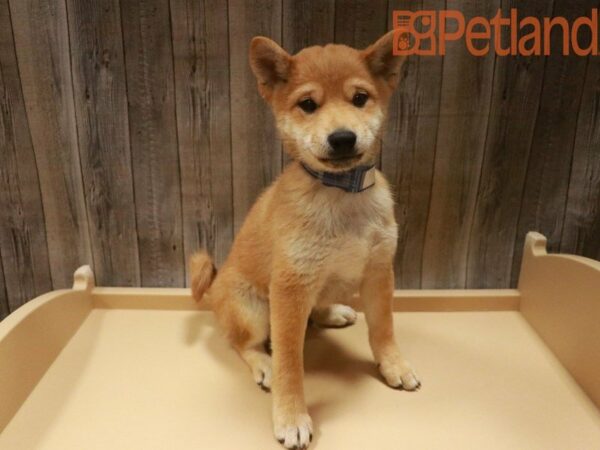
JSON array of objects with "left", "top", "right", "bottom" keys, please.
[
  {"left": 251, "top": 355, "right": 272, "bottom": 392},
  {"left": 310, "top": 304, "right": 357, "bottom": 328}
]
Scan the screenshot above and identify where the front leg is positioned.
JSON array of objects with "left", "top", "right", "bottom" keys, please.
[
  {"left": 270, "top": 274, "right": 314, "bottom": 449},
  {"left": 360, "top": 264, "right": 421, "bottom": 391}
]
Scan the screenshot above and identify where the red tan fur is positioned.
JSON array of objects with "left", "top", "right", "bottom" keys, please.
[{"left": 190, "top": 31, "right": 419, "bottom": 449}]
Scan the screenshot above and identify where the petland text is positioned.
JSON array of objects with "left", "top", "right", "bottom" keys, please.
[{"left": 393, "top": 9, "right": 599, "bottom": 56}]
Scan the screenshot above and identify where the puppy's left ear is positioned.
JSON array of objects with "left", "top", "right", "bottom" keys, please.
[{"left": 362, "top": 31, "right": 406, "bottom": 89}]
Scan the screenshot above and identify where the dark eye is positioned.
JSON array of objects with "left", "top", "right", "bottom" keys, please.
[
  {"left": 298, "top": 98, "right": 318, "bottom": 113},
  {"left": 352, "top": 92, "right": 369, "bottom": 108}
]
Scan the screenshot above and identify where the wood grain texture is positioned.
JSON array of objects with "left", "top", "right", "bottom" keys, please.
[
  {"left": 66, "top": 0, "right": 140, "bottom": 286},
  {"left": 229, "top": 0, "right": 282, "bottom": 233},
  {"left": 383, "top": 0, "right": 443, "bottom": 288},
  {"left": 8, "top": 0, "right": 92, "bottom": 289},
  {"left": 1, "top": 2, "right": 600, "bottom": 315},
  {"left": 120, "top": 0, "right": 184, "bottom": 287},
  {"left": 0, "top": 0, "right": 52, "bottom": 311},
  {"left": 283, "top": 0, "right": 335, "bottom": 54},
  {"left": 466, "top": 0, "right": 551, "bottom": 288},
  {"left": 170, "top": 0, "right": 234, "bottom": 273},
  {"left": 561, "top": 55, "right": 600, "bottom": 261},
  {"left": 334, "top": 0, "right": 388, "bottom": 48},
  {"left": 0, "top": 248, "right": 8, "bottom": 320},
  {"left": 422, "top": 0, "right": 500, "bottom": 288},
  {"left": 511, "top": 0, "right": 595, "bottom": 285}
]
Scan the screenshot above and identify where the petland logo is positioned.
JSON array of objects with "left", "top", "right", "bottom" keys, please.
[{"left": 393, "top": 9, "right": 599, "bottom": 56}]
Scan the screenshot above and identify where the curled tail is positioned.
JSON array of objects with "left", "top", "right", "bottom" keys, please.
[{"left": 189, "top": 251, "right": 217, "bottom": 302}]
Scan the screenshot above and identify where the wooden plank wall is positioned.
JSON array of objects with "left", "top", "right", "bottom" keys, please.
[{"left": 1, "top": 0, "right": 599, "bottom": 318}]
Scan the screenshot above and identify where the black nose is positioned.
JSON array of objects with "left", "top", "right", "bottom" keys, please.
[{"left": 327, "top": 130, "right": 357, "bottom": 157}]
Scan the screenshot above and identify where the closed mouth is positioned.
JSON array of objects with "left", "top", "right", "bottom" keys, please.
[{"left": 319, "top": 154, "right": 362, "bottom": 163}]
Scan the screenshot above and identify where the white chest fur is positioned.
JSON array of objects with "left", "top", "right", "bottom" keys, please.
[{"left": 282, "top": 180, "right": 397, "bottom": 293}]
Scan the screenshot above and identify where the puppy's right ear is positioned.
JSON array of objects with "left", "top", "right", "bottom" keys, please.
[{"left": 249, "top": 37, "right": 291, "bottom": 99}]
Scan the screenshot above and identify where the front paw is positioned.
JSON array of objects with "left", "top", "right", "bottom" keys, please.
[
  {"left": 273, "top": 410, "right": 313, "bottom": 449},
  {"left": 379, "top": 358, "right": 421, "bottom": 391}
]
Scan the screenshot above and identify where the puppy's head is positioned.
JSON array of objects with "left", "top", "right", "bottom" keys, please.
[{"left": 249, "top": 32, "right": 405, "bottom": 172}]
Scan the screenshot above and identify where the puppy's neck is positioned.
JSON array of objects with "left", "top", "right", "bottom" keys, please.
[
  {"left": 299, "top": 161, "right": 376, "bottom": 193},
  {"left": 279, "top": 161, "right": 392, "bottom": 231}
]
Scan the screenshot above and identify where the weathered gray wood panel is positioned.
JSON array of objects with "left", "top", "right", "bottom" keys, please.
[
  {"left": 466, "top": 0, "right": 552, "bottom": 288},
  {"left": 1, "top": 1, "right": 600, "bottom": 316},
  {"left": 421, "top": 0, "right": 500, "bottom": 288},
  {"left": 561, "top": 55, "right": 600, "bottom": 260},
  {"left": 229, "top": 0, "right": 283, "bottom": 233},
  {"left": 335, "top": 0, "right": 388, "bottom": 48},
  {"left": 120, "top": 0, "right": 184, "bottom": 286},
  {"left": 0, "top": 250, "right": 7, "bottom": 319},
  {"left": 0, "top": 0, "right": 52, "bottom": 311},
  {"left": 9, "top": 0, "right": 92, "bottom": 289},
  {"left": 511, "top": 0, "right": 595, "bottom": 284},
  {"left": 283, "top": 0, "right": 335, "bottom": 53},
  {"left": 66, "top": 0, "right": 140, "bottom": 286},
  {"left": 170, "top": 0, "right": 234, "bottom": 273},
  {"left": 383, "top": 0, "right": 443, "bottom": 288}
]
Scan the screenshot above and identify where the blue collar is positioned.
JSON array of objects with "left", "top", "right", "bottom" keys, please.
[{"left": 301, "top": 162, "right": 376, "bottom": 193}]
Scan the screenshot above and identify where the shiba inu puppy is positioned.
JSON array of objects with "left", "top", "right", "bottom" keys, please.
[{"left": 190, "top": 31, "right": 419, "bottom": 449}]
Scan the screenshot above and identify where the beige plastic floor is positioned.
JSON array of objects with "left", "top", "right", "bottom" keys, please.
[{"left": 2, "top": 309, "right": 600, "bottom": 450}]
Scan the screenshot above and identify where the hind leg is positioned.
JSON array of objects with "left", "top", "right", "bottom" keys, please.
[{"left": 210, "top": 273, "right": 272, "bottom": 391}]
